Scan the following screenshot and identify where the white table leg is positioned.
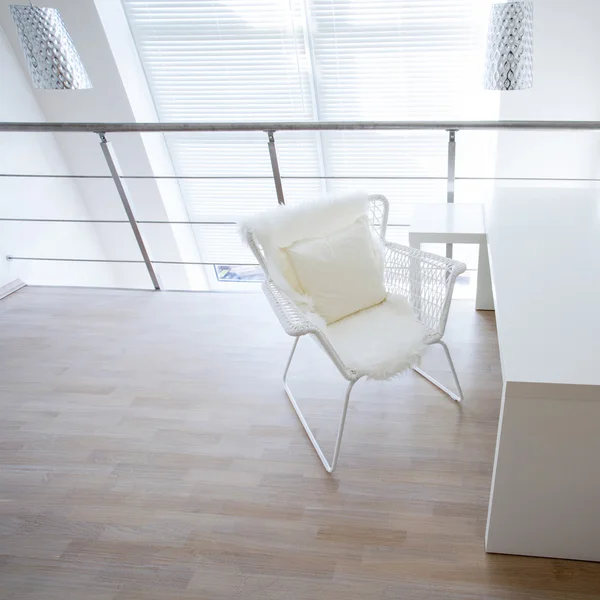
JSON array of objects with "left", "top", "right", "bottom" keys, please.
[
  {"left": 476, "top": 241, "right": 494, "bottom": 311},
  {"left": 408, "top": 233, "right": 421, "bottom": 250},
  {"left": 407, "top": 234, "right": 422, "bottom": 313}
]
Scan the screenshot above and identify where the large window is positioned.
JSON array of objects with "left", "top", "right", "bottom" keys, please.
[{"left": 122, "top": 0, "right": 498, "bottom": 286}]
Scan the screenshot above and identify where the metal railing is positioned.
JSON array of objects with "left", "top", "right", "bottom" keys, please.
[{"left": 2, "top": 119, "right": 600, "bottom": 290}]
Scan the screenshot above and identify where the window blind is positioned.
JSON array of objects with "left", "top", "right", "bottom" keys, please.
[
  {"left": 122, "top": 0, "right": 498, "bottom": 275},
  {"left": 307, "top": 0, "right": 497, "bottom": 225},
  {"left": 123, "top": 0, "right": 323, "bottom": 270}
]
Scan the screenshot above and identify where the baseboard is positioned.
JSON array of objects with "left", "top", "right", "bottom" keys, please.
[{"left": 0, "top": 279, "right": 26, "bottom": 300}]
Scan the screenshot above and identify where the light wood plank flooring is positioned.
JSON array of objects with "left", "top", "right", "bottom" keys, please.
[{"left": 0, "top": 287, "right": 598, "bottom": 599}]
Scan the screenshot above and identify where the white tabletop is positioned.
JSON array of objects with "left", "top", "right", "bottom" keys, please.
[
  {"left": 486, "top": 187, "right": 600, "bottom": 387},
  {"left": 410, "top": 203, "right": 485, "bottom": 239}
]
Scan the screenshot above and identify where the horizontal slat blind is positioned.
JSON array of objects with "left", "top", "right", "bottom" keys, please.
[
  {"left": 123, "top": 0, "right": 323, "bottom": 266},
  {"left": 123, "top": 0, "right": 497, "bottom": 270},
  {"left": 310, "top": 0, "right": 492, "bottom": 120},
  {"left": 124, "top": 1, "right": 314, "bottom": 121},
  {"left": 309, "top": 0, "right": 497, "bottom": 223}
]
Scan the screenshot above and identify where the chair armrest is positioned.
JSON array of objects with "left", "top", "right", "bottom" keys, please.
[
  {"left": 383, "top": 241, "right": 466, "bottom": 338},
  {"left": 262, "top": 280, "right": 321, "bottom": 337},
  {"left": 262, "top": 280, "right": 356, "bottom": 379}
]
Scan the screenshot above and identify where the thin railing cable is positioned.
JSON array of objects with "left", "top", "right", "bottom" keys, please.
[
  {"left": 0, "top": 217, "right": 410, "bottom": 226},
  {"left": 5, "top": 256, "right": 258, "bottom": 266},
  {"left": 3, "top": 173, "right": 600, "bottom": 182}
]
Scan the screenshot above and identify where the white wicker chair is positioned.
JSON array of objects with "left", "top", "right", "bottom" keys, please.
[{"left": 245, "top": 194, "right": 466, "bottom": 472}]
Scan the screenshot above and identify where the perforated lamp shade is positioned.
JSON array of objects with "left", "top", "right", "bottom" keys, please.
[
  {"left": 10, "top": 4, "right": 92, "bottom": 90},
  {"left": 484, "top": 1, "right": 533, "bottom": 90}
]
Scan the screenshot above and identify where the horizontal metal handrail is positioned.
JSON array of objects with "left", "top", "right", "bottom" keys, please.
[
  {"left": 0, "top": 173, "right": 450, "bottom": 180},
  {"left": 3, "top": 120, "right": 600, "bottom": 133}
]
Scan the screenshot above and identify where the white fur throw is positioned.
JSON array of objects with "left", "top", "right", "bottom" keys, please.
[
  {"left": 244, "top": 190, "right": 368, "bottom": 250},
  {"left": 321, "top": 294, "right": 427, "bottom": 380},
  {"left": 241, "top": 192, "right": 370, "bottom": 303}
]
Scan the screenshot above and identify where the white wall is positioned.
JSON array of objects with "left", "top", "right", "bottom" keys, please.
[
  {"left": 0, "top": 26, "right": 115, "bottom": 288},
  {"left": 0, "top": 0, "right": 206, "bottom": 290},
  {"left": 495, "top": 0, "right": 600, "bottom": 185},
  {"left": 94, "top": 0, "right": 208, "bottom": 290}
]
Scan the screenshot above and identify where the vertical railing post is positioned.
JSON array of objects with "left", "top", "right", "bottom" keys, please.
[
  {"left": 98, "top": 132, "right": 161, "bottom": 290},
  {"left": 446, "top": 129, "right": 457, "bottom": 258},
  {"left": 267, "top": 130, "right": 285, "bottom": 205}
]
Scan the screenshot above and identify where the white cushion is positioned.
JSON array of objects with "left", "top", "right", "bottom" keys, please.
[
  {"left": 327, "top": 294, "right": 427, "bottom": 379},
  {"left": 284, "top": 216, "right": 387, "bottom": 324}
]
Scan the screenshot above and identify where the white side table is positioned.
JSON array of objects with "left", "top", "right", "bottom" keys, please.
[{"left": 408, "top": 203, "right": 494, "bottom": 310}]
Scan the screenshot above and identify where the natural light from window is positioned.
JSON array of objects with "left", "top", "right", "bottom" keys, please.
[{"left": 122, "top": 0, "right": 499, "bottom": 289}]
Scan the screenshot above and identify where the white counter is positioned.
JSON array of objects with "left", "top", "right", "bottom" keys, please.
[
  {"left": 484, "top": 187, "right": 600, "bottom": 562},
  {"left": 486, "top": 188, "right": 600, "bottom": 387}
]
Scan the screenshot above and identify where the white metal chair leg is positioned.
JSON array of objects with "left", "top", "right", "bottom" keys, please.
[
  {"left": 283, "top": 337, "right": 357, "bottom": 473},
  {"left": 412, "top": 340, "right": 464, "bottom": 402}
]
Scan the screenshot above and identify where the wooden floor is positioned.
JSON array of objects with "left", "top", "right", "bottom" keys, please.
[{"left": 0, "top": 287, "right": 599, "bottom": 600}]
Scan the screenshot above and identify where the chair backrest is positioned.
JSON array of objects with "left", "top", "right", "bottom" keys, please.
[
  {"left": 245, "top": 194, "right": 390, "bottom": 278},
  {"left": 367, "top": 194, "right": 389, "bottom": 239}
]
